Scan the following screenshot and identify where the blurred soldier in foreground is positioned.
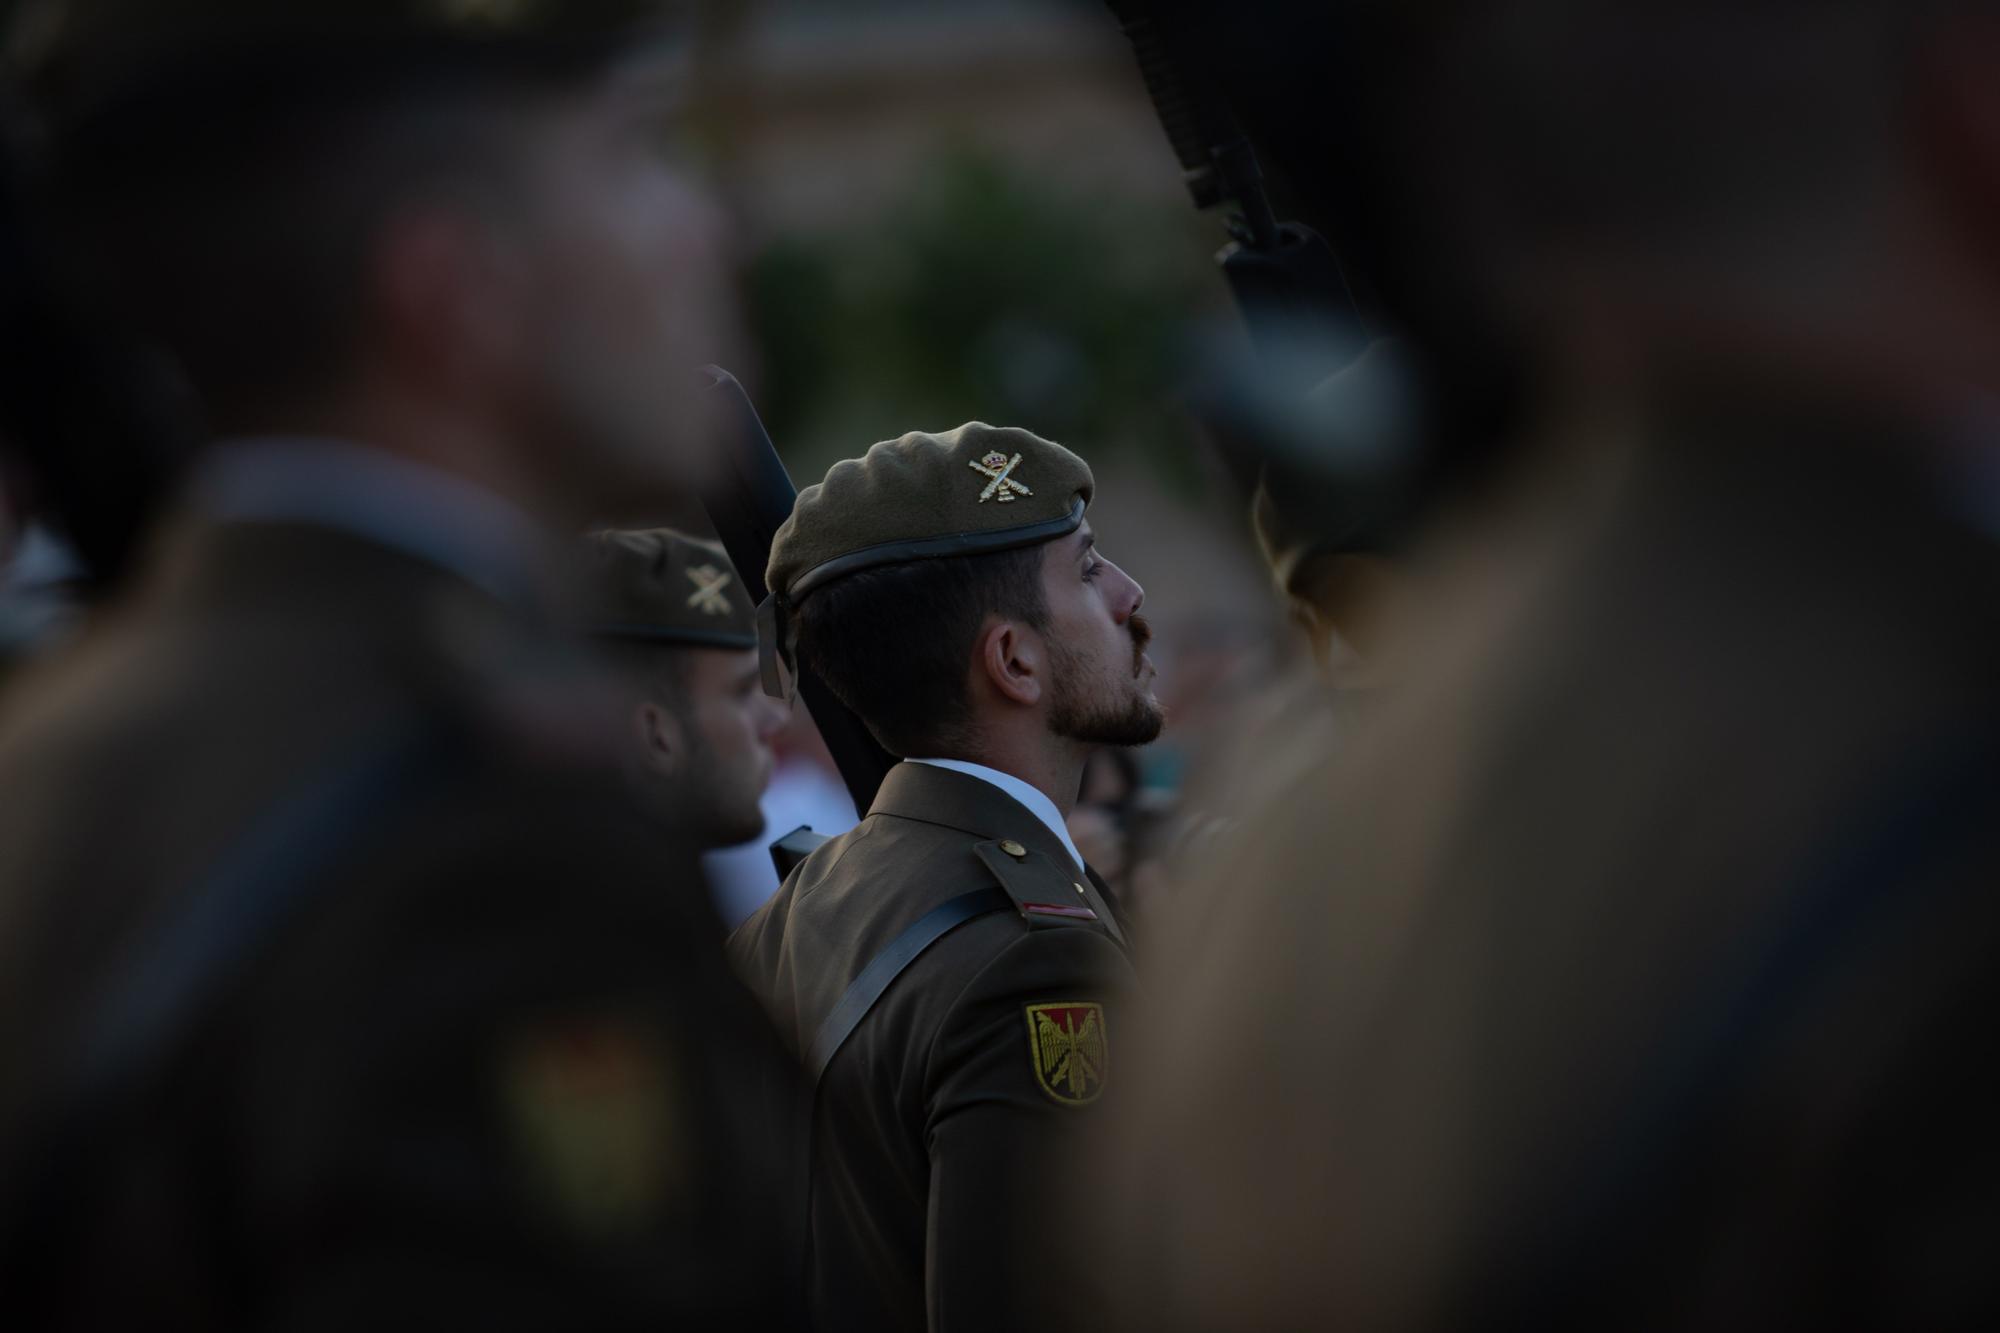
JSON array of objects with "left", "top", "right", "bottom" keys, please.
[
  {"left": 731, "top": 423, "right": 1158, "bottom": 1332},
  {"left": 1110, "top": 1, "right": 2000, "bottom": 1328},
  {"left": 0, "top": 4, "right": 798, "bottom": 1326},
  {"left": 581, "top": 528, "right": 787, "bottom": 855}
]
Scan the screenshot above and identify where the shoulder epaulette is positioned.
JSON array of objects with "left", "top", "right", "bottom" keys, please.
[{"left": 973, "top": 839, "right": 1116, "bottom": 938}]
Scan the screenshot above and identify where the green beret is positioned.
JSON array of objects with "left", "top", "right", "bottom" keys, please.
[
  {"left": 580, "top": 528, "right": 757, "bottom": 651},
  {"left": 757, "top": 422, "right": 1092, "bottom": 699},
  {"left": 767, "top": 422, "right": 1093, "bottom": 606}
]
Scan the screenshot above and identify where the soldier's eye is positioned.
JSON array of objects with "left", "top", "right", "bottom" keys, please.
[{"left": 1083, "top": 560, "right": 1104, "bottom": 582}]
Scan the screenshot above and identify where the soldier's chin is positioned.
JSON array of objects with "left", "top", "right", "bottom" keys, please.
[
  {"left": 715, "top": 804, "right": 770, "bottom": 851},
  {"left": 591, "top": 432, "right": 718, "bottom": 518},
  {"left": 1132, "top": 696, "right": 1167, "bottom": 745},
  {"left": 1055, "top": 696, "right": 1165, "bottom": 748},
  {"left": 554, "top": 383, "right": 727, "bottom": 519}
]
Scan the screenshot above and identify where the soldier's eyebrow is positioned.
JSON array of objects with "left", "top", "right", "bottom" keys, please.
[{"left": 1072, "top": 527, "right": 1096, "bottom": 558}]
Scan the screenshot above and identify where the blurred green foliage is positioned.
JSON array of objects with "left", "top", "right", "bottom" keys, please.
[{"left": 743, "top": 144, "right": 1221, "bottom": 487}]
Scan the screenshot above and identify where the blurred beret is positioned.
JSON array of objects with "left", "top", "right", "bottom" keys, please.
[
  {"left": 767, "top": 422, "right": 1093, "bottom": 607},
  {"left": 581, "top": 528, "right": 756, "bottom": 651}
]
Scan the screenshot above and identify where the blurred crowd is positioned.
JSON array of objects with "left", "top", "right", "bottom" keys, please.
[{"left": 1, "top": 1, "right": 1997, "bottom": 1330}]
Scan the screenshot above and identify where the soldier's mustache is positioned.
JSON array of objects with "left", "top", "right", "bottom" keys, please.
[{"left": 1128, "top": 613, "right": 1153, "bottom": 671}]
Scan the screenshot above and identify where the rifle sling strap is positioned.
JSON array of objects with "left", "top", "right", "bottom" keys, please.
[{"left": 804, "top": 886, "right": 1012, "bottom": 1089}]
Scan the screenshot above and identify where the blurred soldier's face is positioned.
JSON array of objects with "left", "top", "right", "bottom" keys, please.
[
  {"left": 499, "top": 59, "right": 739, "bottom": 512},
  {"left": 1038, "top": 525, "right": 1164, "bottom": 748},
  {"left": 637, "top": 646, "right": 786, "bottom": 849}
]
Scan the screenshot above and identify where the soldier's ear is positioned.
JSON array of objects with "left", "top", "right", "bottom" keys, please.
[
  {"left": 635, "top": 699, "right": 688, "bottom": 778},
  {"left": 976, "top": 617, "right": 1044, "bottom": 710}
]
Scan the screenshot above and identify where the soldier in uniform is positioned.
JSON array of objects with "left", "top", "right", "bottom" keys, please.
[
  {"left": 730, "top": 423, "right": 1162, "bottom": 1332},
  {"left": 1105, "top": 1, "right": 2000, "bottom": 1328},
  {"left": 580, "top": 528, "right": 788, "bottom": 855},
  {"left": 0, "top": 4, "right": 798, "bottom": 1327}
]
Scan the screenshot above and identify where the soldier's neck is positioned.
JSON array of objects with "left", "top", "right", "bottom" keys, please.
[{"left": 938, "top": 731, "right": 1087, "bottom": 817}]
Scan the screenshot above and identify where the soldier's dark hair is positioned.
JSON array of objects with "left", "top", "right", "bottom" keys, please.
[
  {"left": 794, "top": 544, "right": 1050, "bottom": 758},
  {"left": 17, "top": 13, "right": 660, "bottom": 432}
]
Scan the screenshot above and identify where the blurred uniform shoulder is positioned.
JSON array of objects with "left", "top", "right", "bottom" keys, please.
[{"left": 0, "top": 516, "right": 803, "bottom": 1325}]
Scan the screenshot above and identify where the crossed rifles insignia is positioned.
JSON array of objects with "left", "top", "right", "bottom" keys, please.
[
  {"left": 1024, "top": 1002, "right": 1106, "bottom": 1106},
  {"left": 685, "top": 563, "right": 733, "bottom": 616},
  {"left": 969, "top": 450, "right": 1033, "bottom": 504}
]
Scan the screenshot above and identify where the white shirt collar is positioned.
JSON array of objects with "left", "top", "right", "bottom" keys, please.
[
  {"left": 905, "top": 757, "right": 1085, "bottom": 874},
  {"left": 190, "top": 437, "right": 551, "bottom": 607}
]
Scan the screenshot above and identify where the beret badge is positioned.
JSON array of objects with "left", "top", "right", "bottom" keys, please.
[{"left": 969, "top": 451, "right": 1033, "bottom": 504}]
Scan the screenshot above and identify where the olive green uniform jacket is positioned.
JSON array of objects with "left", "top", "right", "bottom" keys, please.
[
  {"left": 731, "top": 760, "right": 1135, "bottom": 1333},
  {"left": 0, "top": 515, "right": 801, "bottom": 1330}
]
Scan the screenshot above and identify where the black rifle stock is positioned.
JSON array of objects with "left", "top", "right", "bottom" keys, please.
[
  {"left": 699, "top": 366, "right": 896, "bottom": 819},
  {"left": 1105, "top": 0, "right": 1365, "bottom": 387}
]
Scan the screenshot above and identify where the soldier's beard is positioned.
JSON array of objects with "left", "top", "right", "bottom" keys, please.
[
  {"left": 1047, "top": 636, "right": 1165, "bottom": 748},
  {"left": 530, "top": 334, "right": 727, "bottom": 520},
  {"left": 663, "top": 722, "right": 768, "bottom": 852}
]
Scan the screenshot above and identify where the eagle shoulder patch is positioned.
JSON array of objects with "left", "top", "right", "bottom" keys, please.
[{"left": 1024, "top": 1001, "right": 1107, "bottom": 1106}]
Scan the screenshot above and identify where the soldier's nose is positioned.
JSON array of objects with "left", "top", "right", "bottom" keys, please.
[{"left": 1119, "top": 570, "right": 1145, "bottom": 622}]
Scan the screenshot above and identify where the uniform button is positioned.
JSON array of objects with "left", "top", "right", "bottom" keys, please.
[
  {"left": 1074, "top": 882, "right": 1088, "bottom": 896},
  {"left": 999, "top": 839, "right": 1027, "bottom": 859}
]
